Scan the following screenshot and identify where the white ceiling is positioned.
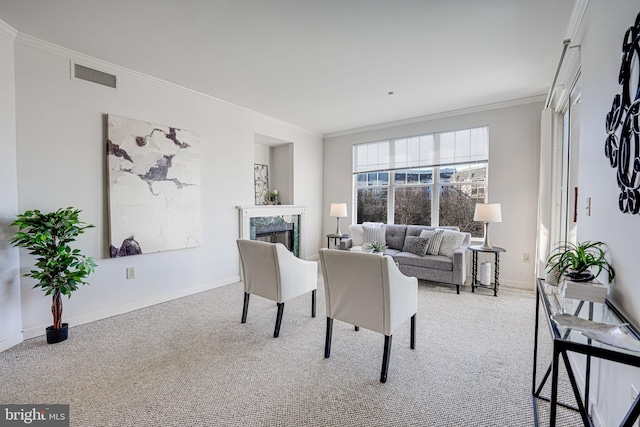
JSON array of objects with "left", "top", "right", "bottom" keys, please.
[{"left": 0, "top": 0, "right": 576, "bottom": 135}]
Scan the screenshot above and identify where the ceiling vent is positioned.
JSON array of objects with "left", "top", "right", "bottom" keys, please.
[{"left": 72, "top": 62, "right": 118, "bottom": 89}]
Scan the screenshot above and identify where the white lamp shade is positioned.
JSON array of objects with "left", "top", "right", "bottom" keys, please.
[
  {"left": 474, "top": 203, "right": 502, "bottom": 223},
  {"left": 330, "top": 203, "right": 348, "bottom": 217}
]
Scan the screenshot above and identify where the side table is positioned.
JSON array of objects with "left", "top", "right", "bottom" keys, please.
[
  {"left": 469, "top": 245, "right": 505, "bottom": 296},
  {"left": 326, "top": 234, "right": 350, "bottom": 249}
]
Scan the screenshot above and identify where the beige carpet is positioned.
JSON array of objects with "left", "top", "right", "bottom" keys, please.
[{"left": 0, "top": 275, "right": 581, "bottom": 426}]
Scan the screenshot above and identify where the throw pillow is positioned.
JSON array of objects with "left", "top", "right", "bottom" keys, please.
[
  {"left": 402, "top": 236, "right": 429, "bottom": 256},
  {"left": 438, "top": 230, "right": 466, "bottom": 258},
  {"left": 349, "top": 224, "right": 365, "bottom": 246},
  {"left": 363, "top": 222, "right": 385, "bottom": 228},
  {"left": 425, "top": 229, "right": 444, "bottom": 255},
  {"left": 363, "top": 224, "right": 386, "bottom": 246}
]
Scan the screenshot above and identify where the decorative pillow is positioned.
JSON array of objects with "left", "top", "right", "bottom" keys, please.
[
  {"left": 424, "top": 229, "right": 444, "bottom": 255},
  {"left": 363, "top": 224, "right": 386, "bottom": 245},
  {"left": 363, "top": 222, "right": 385, "bottom": 228},
  {"left": 402, "top": 236, "right": 429, "bottom": 256},
  {"left": 438, "top": 230, "right": 466, "bottom": 258},
  {"left": 349, "top": 224, "right": 365, "bottom": 246}
]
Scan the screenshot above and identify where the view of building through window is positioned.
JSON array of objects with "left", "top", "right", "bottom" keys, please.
[{"left": 353, "top": 127, "right": 488, "bottom": 237}]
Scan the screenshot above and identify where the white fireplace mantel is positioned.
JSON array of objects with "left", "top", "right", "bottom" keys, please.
[{"left": 236, "top": 205, "right": 307, "bottom": 258}]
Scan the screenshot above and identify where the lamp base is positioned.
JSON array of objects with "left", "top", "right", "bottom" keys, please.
[
  {"left": 335, "top": 218, "right": 344, "bottom": 236},
  {"left": 480, "top": 222, "right": 493, "bottom": 250}
]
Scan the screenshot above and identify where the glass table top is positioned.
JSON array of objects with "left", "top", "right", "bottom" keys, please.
[{"left": 538, "top": 280, "right": 640, "bottom": 357}]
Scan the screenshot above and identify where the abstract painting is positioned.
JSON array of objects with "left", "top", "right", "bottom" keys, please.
[
  {"left": 254, "top": 164, "right": 269, "bottom": 205},
  {"left": 107, "top": 114, "right": 202, "bottom": 257}
]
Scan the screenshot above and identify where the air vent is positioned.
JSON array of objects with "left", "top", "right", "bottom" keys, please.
[{"left": 72, "top": 63, "right": 118, "bottom": 89}]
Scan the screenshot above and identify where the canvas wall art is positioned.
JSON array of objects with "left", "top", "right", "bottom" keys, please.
[
  {"left": 254, "top": 164, "right": 269, "bottom": 205},
  {"left": 107, "top": 114, "right": 202, "bottom": 257}
]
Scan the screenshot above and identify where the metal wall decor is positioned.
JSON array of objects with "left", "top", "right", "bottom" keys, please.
[
  {"left": 254, "top": 164, "right": 269, "bottom": 205},
  {"left": 605, "top": 12, "right": 640, "bottom": 215}
]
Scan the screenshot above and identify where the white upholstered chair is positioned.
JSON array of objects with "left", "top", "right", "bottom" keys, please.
[
  {"left": 318, "top": 248, "right": 418, "bottom": 383},
  {"left": 236, "top": 239, "right": 318, "bottom": 337}
]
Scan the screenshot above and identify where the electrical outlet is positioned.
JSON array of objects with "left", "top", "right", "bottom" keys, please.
[
  {"left": 126, "top": 267, "right": 135, "bottom": 279},
  {"left": 523, "top": 253, "right": 532, "bottom": 263}
]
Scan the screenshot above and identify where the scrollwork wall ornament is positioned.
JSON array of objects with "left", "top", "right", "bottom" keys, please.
[{"left": 605, "top": 12, "right": 640, "bottom": 215}]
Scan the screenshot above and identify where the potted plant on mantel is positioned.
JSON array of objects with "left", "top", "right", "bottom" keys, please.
[
  {"left": 545, "top": 240, "right": 615, "bottom": 285},
  {"left": 10, "top": 207, "right": 97, "bottom": 344}
]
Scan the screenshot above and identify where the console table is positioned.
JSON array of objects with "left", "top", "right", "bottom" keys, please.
[
  {"left": 532, "top": 278, "right": 640, "bottom": 426},
  {"left": 469, "top": 245, "right": 505, "bottom": 296}
]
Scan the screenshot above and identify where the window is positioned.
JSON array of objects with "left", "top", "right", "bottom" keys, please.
[{"left": 353, "top": 126, "right": 488, "bottom": 237}]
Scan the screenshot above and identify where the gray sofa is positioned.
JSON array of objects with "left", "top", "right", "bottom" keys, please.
[{"left": 340, "top": 224, "right": 471, "bottom": 294}]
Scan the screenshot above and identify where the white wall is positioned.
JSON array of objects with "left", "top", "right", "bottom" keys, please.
[
  {"left": 323, "top": 100, "right": 543, "bottom": 290},
  {"left": 571, "top": 1, "right": 640, "bottom": 425},
  {"left": 270, "top": 144, "right": 293, "bottom": 205},
  {"left": 11, "top": 34, "right": 323, "bottom": 341},
  {"left": 254, "top": 143, "right": 270, "bottom": 169},
  {"left": 0, "top": 21, "right": 22, "bottom": 352}
]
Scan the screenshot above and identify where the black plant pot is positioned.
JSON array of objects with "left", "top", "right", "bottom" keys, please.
[
  {"left": 564, "top": 271, "right": 595, "bottom": 282},
  {"left": 46, "top": 323, "right": 69, "bottom": 344}
]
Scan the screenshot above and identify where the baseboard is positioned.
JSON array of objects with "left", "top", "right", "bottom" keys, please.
[
  {"left": 590, "top": 402, "right": 605, "bottom": 427},
  {"left": 462, "top": 276, "right": 535, "bottom": 292},
  {"left": 22, "top": 276, "right": 240, "bottom": 339},
  {"left": 500, "top": 279, "right": 535, "bottom": 292},
  {"left": 0, "top": 331, "right": 24, "bottom": 353}
]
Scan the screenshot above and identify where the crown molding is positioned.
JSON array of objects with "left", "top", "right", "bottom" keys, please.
[
  {"left": 324, "top": 95, "right": 546, "bottom": 139},
  {"left": 565, "top": 0, "right": 589, "bottom": 42},
  {"left": 0, "top": 19, "right": 18, "bottom": 40},
  {"left": 14, "top": 32, "right": 322, "bottom": 139}
]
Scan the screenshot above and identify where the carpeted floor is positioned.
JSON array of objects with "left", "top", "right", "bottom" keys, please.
[{"left": 0, "top": 274, "right": 582, "bottom": 426}]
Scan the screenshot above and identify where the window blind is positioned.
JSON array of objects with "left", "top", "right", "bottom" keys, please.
[{"left": 353, "top": 126, "right": 489, "bottom": 173}]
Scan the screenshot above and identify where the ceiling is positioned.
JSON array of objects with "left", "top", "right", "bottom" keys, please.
[{"left": 0, "top": 0, "right": 576, "bottom": 135}]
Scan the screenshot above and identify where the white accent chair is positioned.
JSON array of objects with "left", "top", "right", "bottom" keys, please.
[
  {"left": 236, "top": 239, "right": 318, "bottom": 337},
  {"left": 318, "top": 248, "right": 418, "bottom": 383}
]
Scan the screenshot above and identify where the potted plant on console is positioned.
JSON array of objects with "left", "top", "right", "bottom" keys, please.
[
  {"left": 545, "top": 240, "right": 615, "bottom": 285},
  {"left": 10, "top": 207, "right": 97, "bottom": 344}
]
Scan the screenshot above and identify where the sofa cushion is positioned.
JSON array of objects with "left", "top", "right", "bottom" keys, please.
[
  {"left": 349, "top": 224, "right": 364, "bottom": 246},
  {"left": 402, "top": 236, "right": 429, "bottom": 256},
  {"left": 406, "top": 225, "right": 459, "bottom": 238},
  {"left": 438, "top": 229, "right": 467, "bottom": 258},
  {"left": 363, "top": 224, "right": 386, "bottom": 245},
  {"left": 394, "top": 252, "right": 453, "bottom": 271},
  {"left": 385, "top": 224, "right": 407, "bottom": 250},
  {"left": 421, "top": 229, "right": 445, "bottom": 255}
]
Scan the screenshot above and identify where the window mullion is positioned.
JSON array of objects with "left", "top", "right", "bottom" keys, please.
[
  {"left": 388, "top": 139, "right": 395, "bottom": 224},
  {"left": 432, "top": 134, "right": 440, "bottom": 226}
]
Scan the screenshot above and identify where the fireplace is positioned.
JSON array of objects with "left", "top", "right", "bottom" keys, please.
[
  {"left": 255, "top": 222, "right": 294, "bottom": 251},
  {"left": 237, "top": 205, "right": 307, "bottom": 258}
]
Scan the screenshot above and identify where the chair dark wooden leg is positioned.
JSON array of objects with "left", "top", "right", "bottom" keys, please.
[
  {"left": 274, "top": 302, "right": 284, "bottom": 338},
  {"left": 381, "top": 335, "right": 393, "bottom": 383},
  {"left": 311, "top": 289, "right": 316, "bottom": 318},
  {"left": 241, "top": 292, "right": 250, "bottom": 323},
  {"left": 325, "top": 318, "right": 333, "bottom": 358},
  {"left": 410, "top": 314, "right": 416, "bottom": 349},
  {"left": 456, "top": 284, "right": 460, "bottom": 294},
  {"left": 355, "top": 326, "right": 360, "bottom": 331}
]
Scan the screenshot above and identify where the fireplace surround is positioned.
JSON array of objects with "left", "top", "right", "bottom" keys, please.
[{"left": 237, "top": 205, "right": 306, "bottom": 258}]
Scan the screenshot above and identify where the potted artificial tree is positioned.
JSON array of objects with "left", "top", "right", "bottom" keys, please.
[
  {"left": 10, "top": 207, "right": 97, "bottom": 344},
  {"left": 545, "top": 240, "right": 615, "bottom": 285}
]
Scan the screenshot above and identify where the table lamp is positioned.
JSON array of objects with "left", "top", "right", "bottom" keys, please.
[
  {"left": 474, "top": 203, "right": 502, "bottom": 249},
  {"left": 330, "top": 203, "right": 348, "bottom": 236}
]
